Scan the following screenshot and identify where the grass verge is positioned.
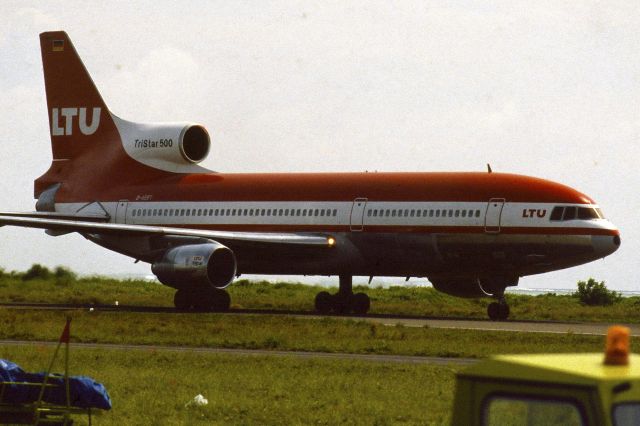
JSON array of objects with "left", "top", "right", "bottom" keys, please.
[
  {"left": 0, "top": 309, "right": 624, "bottom": 358},
  {"left": 1, "top": 345, "right": 459, "bottom": 425},
  {"left": 2, "top": 275, "right": 640, "bottom": 323}
]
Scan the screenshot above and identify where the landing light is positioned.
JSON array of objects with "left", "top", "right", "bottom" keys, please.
[
  {"left": 327, "top": 237, "right": 336, "bottom": 247},
  {"left": 604, "top": 325, "right": 630, "bottom": 366}
]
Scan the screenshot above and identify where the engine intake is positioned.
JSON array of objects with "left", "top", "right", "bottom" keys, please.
[
  {"left": 152, "top": 242, "right": 236, "bottom": 290},
  {"left": 180, "top": 125, "right": 210, "bottom": 163}
]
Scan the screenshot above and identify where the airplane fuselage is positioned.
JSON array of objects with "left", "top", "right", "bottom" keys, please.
[{"left": 52, "top": 171, "right": 619, "bottom": 289}]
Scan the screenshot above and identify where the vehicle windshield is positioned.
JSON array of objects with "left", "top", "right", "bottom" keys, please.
[
  {"left": 550, "top": 206, "right": 604, "bottom": 222},
  {"left": 483, "top": 395, "right": 584, "bottom": 426},
  {"left": 613, "top": 403, "right": 640, "bottom": 425}
]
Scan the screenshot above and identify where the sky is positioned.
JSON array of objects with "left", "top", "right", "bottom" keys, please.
[{"left": 0, "top": 1, "right": 638, "bottom": 290}]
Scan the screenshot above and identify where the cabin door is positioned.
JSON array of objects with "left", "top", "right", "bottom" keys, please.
[
  {"left": 115, "top": 200, "right": 129, "bottom": 224},
  {"left": 350, "top": 198, "right": 368, "bottom": 231},
  {"left": 484, "top": 198, "right": 505, "bottom": 233}
]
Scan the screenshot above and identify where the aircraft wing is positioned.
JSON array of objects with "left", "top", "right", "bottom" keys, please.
[{"left": 0, "top": 214, "right": 335, "bottom": 247}]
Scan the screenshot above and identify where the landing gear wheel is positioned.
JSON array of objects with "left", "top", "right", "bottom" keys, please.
[
  {"left": 497, "top": 302, "right": 510, "bottom": 321},
  {"left": 174, "top": 290, "right": 191, "bottom": 311},
  {"left": 487, "top": 302, "right": 500, "bottom": 321},
  {"left": 315, "top": 291, "right": 333, "bottom": 314},
  {"left": 351, "top": 293, "right": 371, "bottom": 315},
  {"left": 211, "top": 289, "right": 231, "bottom": 312},
  {"left": 193, "top": 287, "right": 216, "bottom": 311},
  {"left": 331, "top": 293, "right": 352, "bottom": 314},
  {"left": 487, "top": 301, "right": 510, "bottom": 321}
]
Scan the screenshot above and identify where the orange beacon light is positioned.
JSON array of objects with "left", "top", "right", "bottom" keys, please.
[{"left": 604, "top": 325, "right": 630, "bottom": 366}]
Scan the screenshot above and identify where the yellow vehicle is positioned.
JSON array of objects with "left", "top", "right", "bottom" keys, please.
[{"left": 451, "top": 326, "right": 640, "bottom": 426}]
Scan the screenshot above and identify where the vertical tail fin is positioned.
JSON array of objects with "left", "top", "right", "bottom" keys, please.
[{"left": 40, "top": 31, "right": 115, "bottom": 161}]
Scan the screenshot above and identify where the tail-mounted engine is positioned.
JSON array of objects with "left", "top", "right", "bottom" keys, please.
[
  {"left": 151, "top": 242, "right": 237, "bottom": 290},
  {"left": 112, "top": 115, "right": 211, "bottom": 173}
]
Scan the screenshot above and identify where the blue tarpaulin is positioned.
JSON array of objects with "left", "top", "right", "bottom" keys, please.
[{"left": 0, "top": 359, "right": 111, "bottom": 410}]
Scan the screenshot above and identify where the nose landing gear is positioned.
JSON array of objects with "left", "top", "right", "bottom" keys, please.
[
  {"left": 314, "top": 275, "right": 371, "bottom": 315},
  {"left": 487, "top": 297, "right": 510, "bottom": 321}
]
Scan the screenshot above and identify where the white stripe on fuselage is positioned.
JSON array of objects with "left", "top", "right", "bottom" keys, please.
[{"left": 52, "top": 201, "right": 615, "bottom": 232}]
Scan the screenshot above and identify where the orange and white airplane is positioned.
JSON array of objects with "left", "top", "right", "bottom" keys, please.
[{"left": 0, "top": 31, "right": 621, "bottom": 320}]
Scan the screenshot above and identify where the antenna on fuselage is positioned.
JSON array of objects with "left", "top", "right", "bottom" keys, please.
[{"left": 487, "top": 164, "right": 493, "bottom": 173}]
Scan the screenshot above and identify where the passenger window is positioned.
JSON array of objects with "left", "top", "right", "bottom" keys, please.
[
  {"left": 392, "top": 210, "right": 396, "bottom": 217},
  {"left": 448, "top": 210, "right": 453, "bottom": 217},
  {"left": 332, "top": 209, "right": 337, "bottom": 216},
  {"left": 435, "top": 210, "right": 440, "bottom": 217},
  {"left": 197, "top": 209, "right": 202, "bottom": 216},
  {"left": 320, "top": 209, "right": 325, "bottom": 217},
  {"left": 410, "top": 210, "right": 415, "bottom": 217},
  {"left": 455, "top": 210, "right": 460, "bottom": 217},
  {"left": 475, "top": 210, "right": 480, "bottom": 218},
  {"left": 416, "top": 210, "right": 421, "bottom": 217},
  {"left": 462, "top": 210, "right": 467, "bottom": 217},
  {"left": 484, "top": 395, "right": 585, "bottom": 426},
  {"left": 563, "top": 207, "right": 577, "bottom": 221}
]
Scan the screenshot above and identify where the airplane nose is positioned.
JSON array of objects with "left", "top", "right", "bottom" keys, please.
[{"left": 592, "top": 233, "right": 621, "bottom": 258}]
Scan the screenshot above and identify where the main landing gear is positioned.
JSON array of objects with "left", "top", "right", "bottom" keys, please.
[
  {"left": 174, "top": 287, "right": 231, "bottom": 312},
  {"left": 314, "top": 275, "right": 371, "bottom": 315},
  {"left": 487, "top": 297, "right": 510, "bottom": 321}
]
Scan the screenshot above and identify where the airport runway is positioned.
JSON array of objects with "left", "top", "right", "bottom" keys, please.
[
  {"left": 0, "top": 339, "right": 476, "bottom": 366},
  {"left": 1, "top": 301, "right": 637, "bottom": 336}
]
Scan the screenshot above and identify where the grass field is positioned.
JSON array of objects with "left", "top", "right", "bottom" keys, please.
[
  {"left": 0, "top": 271, "right": 633, "bottom": 425},
  {"left": 0, "top": 273, "right": 639, "bottom": 323},
  {"left": 0, "top": 309, "right": 626, "bottom": 358},
  {"left": 0, "top": 345, "right": 459, "bottom": 425}
]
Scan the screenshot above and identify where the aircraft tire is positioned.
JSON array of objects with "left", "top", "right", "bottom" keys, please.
[
  {"left": 497, "top": 302, "right": 510, "bottom": 321},
  {"left": 174, "top": 290, "right": 192, "bottom": 311},
  {"left": 315, "top": 291, "right": 333, "bottom": 314},
  {"left": 193, "top": 288, "right": 215, "bottom": 311},
  {"left": 331, "top": 293, "right": 352, "bottom": 314},
  {"left": 487, "top": 302, "right": 500, "bottom": 321},
  {"left": 211, "top": 289, "right": 231, "bottom": 312},
  {"left": 351, "top": 293, "right": 370, "bottom": 315}
]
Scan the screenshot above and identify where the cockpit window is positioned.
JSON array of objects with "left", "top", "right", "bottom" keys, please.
[
  {"left": 550, "top": 206, "right": 603, "bottom": 222},
  {"left": 563, "top": 207, "right": 576, "bottom": 221},
  {"left": 550, "top": 207, "right": 564, "bottom": 221},
  {"left": 578, "top": 207, "right": 599, "bottom": 220}
]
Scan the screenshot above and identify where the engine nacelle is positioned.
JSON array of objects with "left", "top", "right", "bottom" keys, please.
[
  {"left": 113, "top": 114, "right": 211, "bottom": 172},
  {"left": 151, "top": 242, "right": 236, "bottom": 290}
]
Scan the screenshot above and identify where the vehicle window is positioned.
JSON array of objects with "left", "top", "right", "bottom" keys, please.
[
  {"left": 613, "top": 403, "right": 640, "bottom": 425},
  {"left": 483, "top": 396, "right": 584, "bottom": 426}
]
